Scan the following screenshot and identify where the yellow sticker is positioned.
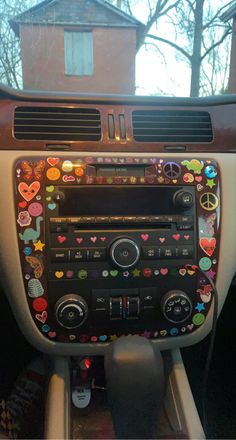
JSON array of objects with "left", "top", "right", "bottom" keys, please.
[
  {"left": 55, "top": 271, "right": 64, "bottom": 279},
  {"left": 46, "top": 167, "right": 61, "bottom": 181},
  {"left": 200, "top": 192, "right": 219, "bottom": 211}
]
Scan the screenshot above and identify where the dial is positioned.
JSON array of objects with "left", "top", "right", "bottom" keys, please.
[
  {"left": 161, "top": 290, "right": 192, "bottom": 323},
  {"left": 173, "top": 190, "right": 193, "bottom": 210},
  {"left": 55, "top": 294, "right": 88, "bottom": 329},
  {"left": 110, "top": 238, "right": 140, "bottom": 269}
]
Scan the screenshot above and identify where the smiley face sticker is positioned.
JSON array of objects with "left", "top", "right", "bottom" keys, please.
[{"left": 46, "top": 167, "right": 61, "bottom": 181}]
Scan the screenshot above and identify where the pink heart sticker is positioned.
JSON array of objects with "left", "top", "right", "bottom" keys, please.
[
  {"left": 76, "top": 238, "right": 83, "bottom": 244},
  {"left": 141, "top": 234, "right": 149, "bottom": 241},
  {"left": 160, "top": 268, "right": 168, "bottom": 275},
  {"left": 159, "top": 237, "right": 165, "bottom": 243},
  {"left": 35, "top": 310, "right": 47, "bottom": 324},
  {"left": 184, "top": 235, "right": 190, "bottom": 240},
  {"left": 90, "top": 236, "right": 97, "bottom": 243},
  {"left": 47, "top": 157, "right": 59, "bottom": 167},
  {"left": 100, "top": 237, "right": 106, "bottom": 242},
  {"left": 48, "top": 331, "right": 56, "bottom": 338},
  {"left": 195, "top": 176, "right": 202, "bottom": 182}
]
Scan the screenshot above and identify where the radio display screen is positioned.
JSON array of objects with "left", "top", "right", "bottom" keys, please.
[{"left": 59, "top": 186, "right": 190, "bottom": 216}]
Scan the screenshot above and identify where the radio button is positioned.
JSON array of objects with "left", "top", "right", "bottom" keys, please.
[
  {"left": 96, "top": 216, "right": 110, "bottom": 223},
  {"left": 142, "top": 247, "right": 156, "bottom": 259},
  {"left": 177, "top": 223, "right": 193, "bottom": 230},
  {"left": 88, "top": 248, "right": 106, "bottom": 261},
  {"left": 80, "top": 217, "right": 96, "bottom": 223},
  {"left": 50, "top": 222, "right": 68, "bottom": 233},
  {"left": 51, "top": 249, "right": 69, "bottom": 262},
  {"left": 110, "top": 216, "right": 124, "bottom": 224},
  {"left": 110, "top": 238, "right": 140, "bottom": 269},
  {"left": 178, "top": 246, "right": 194, "bottom": 258},
  {"left": 70, "top": 249, "right": 87, "bottom": 261}
]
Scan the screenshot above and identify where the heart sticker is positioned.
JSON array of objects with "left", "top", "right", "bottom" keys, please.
[
  {"left": 141, "top": 234, "right": 149, "bottom": 241},
  {"left": 18, "top": 181, "right": 40, "bottom": 202},
  {"left": 200, "top": 237, "right": 216, "bottom": 257},
  {"left": 159, "top": 237, "right": 165, "bottom": 243},
  {"left": 172, "top": 234, "right": 180, "bottom": 241},
  {"left": 46, "top": 185, "right": 55, "bottom": 193},
  {"left": 48, "top": 203, "right": 56, "bottom": 210},
  {"left": 19, "top": 201, "right": 27, "bottom": 208},
  {"left": 57, "top": 236, "right": 66, "bottom": 244},
  {"left": 47, "top": 157, "right": 59, "bottom": 167},
  {"left": 184, "top": 235, "right": 190, "bottom": 240},
  {"left": 160, "top": 268, "right": 168, "bottom": 275},
  {"left": 55, "top": 271, "right": 64, "bottom": 279},
  {"left": 90, "top": 237, "right": 97, "bottom": 243},
  {"left": 35, "top": 310, "right": 47, "bottom": 324},
  {"left": 76, "top": 238, "right": 83, "bottom": 244},
  {"left": 100, "top": 237, "right": 106, "bottom": 242}
]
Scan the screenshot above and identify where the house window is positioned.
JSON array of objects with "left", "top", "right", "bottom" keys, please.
[{"left": 64, "top": 31, "right": 93, "bottom": 76}]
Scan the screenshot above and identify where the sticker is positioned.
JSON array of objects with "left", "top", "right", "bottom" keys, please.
[
  {"left": 19, "top": 216, "right": 43, "bottom": 244},
  {"left": 78, "top": 269, "right": 88, "bottom": 280},
  {"left": 192, "top": 313, "right": 205, "bottom": 326},
  {"left": 57, "top": 235, "right": 67, "bottom": 244},
  {"left": 69, "top": 335, "right": 76, "bottom": 341},
  {"left": 195, "top": 303, "right": 205, "bottom": 312},
  {"left": 48, "top": 203, "right": 57, "bottom": 210},
  {"left": 204, "top": 165, "right": 217, "bottom": 179},
  {"left": 91, "top": 336, "right": 98, "bottom": 342},
  {"left": 34, "top": 240, "right": 45, "bottom": 251},
  {"left": 206, "top": 269, "right": 216, "bottom": 279},
  {"left": 154, "top": 269, "right": 159, "bottom": 276},
  {"left": 23, "top": 247, "right": 32, "bottom": 256},
  {"left": 28, "top": 202, "right": 43, "bottom": 217},
  {"left": 25, "top": 274, "right": 30, "bottom": 280},
  {"left": 160, "top": 330, "right": 167, "bottom": 337},
  {"left": 123, "top": 271, "right": 130, "bottom": 278},
  {"left": 102, "top": 270, "right": 109, "bottom": 278},
  {"left": 62, "top": 160, "right": 73, "bottom": 172},
  {"left": 100, "top": 237, "right": 106, "bottom": 242},
  {"left": 25, "top": 256, "right": 44, "bottom": 278},
  {"left": 159, "top": 237, "right": 165, "bottom": 243},
  {"left": 32, "top": 298, "right": 48, "bottom": 312},
  {"left": 75, "top": 166, "right": 84, "bottom": 177},
  {"left": 79, "top": 334, "right": 89, "bottom": 343},
  {"left": 199, "top": 257, "right": 212, "bottom": 271},
  {"left": 200, "top": 192, "right": 218, "bottom": 211},
  {"left": 19, "top": 201, "right": 27, "bottom": 208},
  {"left": 28, "top": 278, "right": 44, "bottom": 298},
  {"left": 200, "top": 237, "right": 216, "bottom": 257},
  {"left": 163, "top": 162, "right": 181, "bottom": 179},
  {"left": 172, "top": 234, "right": 180, "bottom": 241},
  {"left": 46, "top": 196, "right": 51, "bottom": 201},
  {"left": 76, "top": 238, "right": 83, "bottom": 244},
  {"left": 18, "top": 181, "right": 40, "bottom": 202},
  {"left": 46, "top": 185, "right": 55, "bottom": 192},
  {"left": 143, "top": 268, "right": 152, "bottom": 278},
  {"left": 141, "top": 234, "right": 149, "bottom": 241},
  {"left": 36, "top": 195, "right": 41, "bottom": 201},
  {"left": 160, "top": 268, "right": 168, "bottom": 275},
  {"left": 48, "top": 331, "right": 56, "bottom": 338},
  {"left": 187, "top": 269, "right": 195, "bottom": 276},
  {"left": 47, "top": 157, "right": 59, "bottom": 167},
  {"left": 195, "top": 176, "right": 202, "bottom": 182},
  {"left": 206, "top": 179, "right": 216, "bottom": 189},
  {"left": 197, "top": 184, "right": 203, "bottom": 191},
  {"left": 183, "top": 173, "right": 194, "bottom": 183},
  {"left": 46, "top": 167, "right": 61, "bottom": 181},
  {"left": 99, "top": 335, "right": 108, "bottom": 342},
  {"left": 21, "top": 160, "right": 45, "bottom": 181},
  {"left": 132, "top": 268, "right": 141, "bottom": 277},
  {"left": 42, "top": 324, "right": 50, "bottom": 333},
  {"left": 55, "top": 271, "right": 64, "bottom": 279},
  {"left": 62, "top": 175, "right": 75, "bottom": 183},
  {"left": 181, "top": 327, "right": 186, "bottom": 333},
  {"left": 110, "top": 335, "right": 118, "bottom": 341},
  {"left": 179, "top": 268, "right": 186, "bottom": 276},
  {"left": 184, "top": 235, "right": 190, "bottom": 240},
  {"left": 17, "top": 211, "right": 32, "bottom": 227},
  {"left": 66, "top": 270, "right": 74, "bottom": 278},
  {"left": 187, "top": 324, "right": 194, "bottom": 331},
  {"left": 170, "top": 328, "right": 179, "bottom": 336},
  {"left": 181, "top": 159, "right": 204, "bottom": 174},
  {"left": 110, "top": 270, "right": 118, "bottom": 277},
  {"left": 90, "top": 236, "right": 97, "bottom": 243}
]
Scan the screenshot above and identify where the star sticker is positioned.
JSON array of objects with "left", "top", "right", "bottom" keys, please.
[
  {"left": 132, "top": 268, "right": 141, "bottom": 277},
  {"left": 206, "top": 179, "right": 216, "bottom": 189},
  {"left": 34, "top": 240, "right": 45, "bottom": 251},
  {"left": 206, "top": 269, "right": 216, "bottom": 279},
  {"left": 195, "top": 303, "right": 205, "bottom": 312}
]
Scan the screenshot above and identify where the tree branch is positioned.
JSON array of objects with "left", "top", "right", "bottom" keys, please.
[
  {"left": 201, "top": 27, "right": 232, "bottom": 60},
  {"left": 146, "top": 33, "right": 192, "bottom": 61}
]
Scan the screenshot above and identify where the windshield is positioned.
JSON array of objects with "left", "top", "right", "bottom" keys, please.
[{"left": 0, "top": 0, "right": 235, "bottom": 97}]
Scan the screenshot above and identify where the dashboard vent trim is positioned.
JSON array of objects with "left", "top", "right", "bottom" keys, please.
[
  {"left": 132, "top": 110, "right": 213, "bottom": 143},
  {"left": 14, "top": 106, "right": 101, "bottom": 141}
]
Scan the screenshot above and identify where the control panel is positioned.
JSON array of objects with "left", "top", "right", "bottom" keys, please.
[{"left": 14, "top": 157, "right": 220, "bottom": 344}]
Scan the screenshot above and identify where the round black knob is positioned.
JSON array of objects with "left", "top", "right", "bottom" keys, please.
[
  {"left": 52, "top": 191, "right": 66, "bottom": 204},
  {"left": 161, "top": 290, "right": 192, "bottom": 323},
  {"left": 110, "top": 238, "right": 140, "bottom": 269},
  {"left": 173, "top": 190, "right": 193, "bottom": 210},
  {"left": 55, "top": 294, "right": 88, "bottom": 329}
]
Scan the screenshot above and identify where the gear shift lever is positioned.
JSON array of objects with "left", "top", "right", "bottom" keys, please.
[{"left": 105, "top": 335, "right": 165, "bottom": 439}]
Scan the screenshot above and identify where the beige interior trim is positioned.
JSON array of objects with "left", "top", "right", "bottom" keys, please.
[{"left": 0, "top": 151, "right": 235, "bottom": 354}]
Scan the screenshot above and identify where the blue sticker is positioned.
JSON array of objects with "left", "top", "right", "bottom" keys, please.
[
  {"left": 170, "top": 328, "right": 179, "bottom": 336},
  {"left": 28, "top": 278, "right": 44, "bottom": 298},
  {"left": 204, "top": 165, "right": 217, "bottom": 179},
  {"left": 23, "top": 247, "right": 32, "bottom": 256},
  {"left": 48, "top": 203, "right": 57, "bottom": 210},
  {"left": 195, "top": 303, "right": 205, "bottom": 312},
  {"left": 99, "top": 335, "right": 108, "bottom": 342},
  {"left": 199, "top": 257, "right": 212, "bottom": 271},
  {"left": 42, "top": 324, "right": 50, "bottom": 333}
]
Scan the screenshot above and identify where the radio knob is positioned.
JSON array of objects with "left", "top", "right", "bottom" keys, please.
[
  {"left": 110, "top": 238, "right": 140, "bottom": 269},
  {"left": 55, "top": 294, "right": 88, "bottom": 329},
  {"left": 173, "top": 190, "right": 193, "bottom": 210},
  {"left": 161, "top": 290, "right": 192, "bottom": 323}
]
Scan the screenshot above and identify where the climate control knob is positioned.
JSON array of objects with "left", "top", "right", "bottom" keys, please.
[
  {"left": 161, "top": 290, "right": 192, "bottom": 323},
  {"left": 55, "top": 294, "right": 88, "bottom": 329},
  {"left": 110, "top": 238, "right": 140, "bottom": 269}
]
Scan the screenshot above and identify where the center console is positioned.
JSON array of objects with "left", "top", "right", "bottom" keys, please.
[{"left": 14, "top": 155, "right": 220, "bottom": 346}]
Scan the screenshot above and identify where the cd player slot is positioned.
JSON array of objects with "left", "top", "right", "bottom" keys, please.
[{"left": 73, "top": 224, "right": 172, "bottom": 231}]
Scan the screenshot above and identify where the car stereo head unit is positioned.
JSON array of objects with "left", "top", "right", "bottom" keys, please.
[{"left": 14, "top": 156, "right": 220, "bottom": 345}]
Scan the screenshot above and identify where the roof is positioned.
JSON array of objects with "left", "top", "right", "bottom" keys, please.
[
  {"left": 10, "top": 0, "right": 144, "bottom": 36},
  {"left": 221, "top": 2, "right": 236, "bottom": 22}
]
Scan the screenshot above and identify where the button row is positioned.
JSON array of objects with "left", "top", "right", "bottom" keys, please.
[
  {"left": 142, "top": 246, "right": 194, "bottom": 259},
  {"left": 51, "top": 247, "right": 106, "bottom": 263}
]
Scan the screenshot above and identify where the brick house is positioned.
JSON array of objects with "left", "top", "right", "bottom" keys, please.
[
  {"left": 221, "top": 3, "right": 236, "bottom": 93},
  {"left": 10, "top": 0, "right": 143, "bottom": 94}
]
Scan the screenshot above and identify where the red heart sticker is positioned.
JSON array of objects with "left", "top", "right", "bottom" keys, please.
[
  {"left": 19, "top": 201, "right": 27, "bottom": 208},
  {"left": 199, "top": 237, "right": 216, "bottom": 257},
  {"left": 18, "top": 181, "right": 40, "bottom": 202},
  {"left": 47, "top": 157, "right": 59, "bottom": 166},
  {"left": 35, "top": 310, "right": 47, "bottom": 324}
]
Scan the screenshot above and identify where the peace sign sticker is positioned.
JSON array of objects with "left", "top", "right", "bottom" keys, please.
[{"left": 200, "top": 192, "right": 219, "bottom": 211}]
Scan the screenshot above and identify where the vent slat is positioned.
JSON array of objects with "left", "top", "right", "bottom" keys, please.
[
  {"left": 14, "top": 106, "right": 101, "bottom": 141},
  {"left": 132, "top": 110, "right": 213, "bottom": 143}
]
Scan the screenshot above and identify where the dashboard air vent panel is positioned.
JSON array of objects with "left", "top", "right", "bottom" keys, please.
[
  {"left": 14, "top": 106, "right": 101, "bottom": 141},
  {"left": 132, "top": 110, "right": 213, "bottom": 143}
]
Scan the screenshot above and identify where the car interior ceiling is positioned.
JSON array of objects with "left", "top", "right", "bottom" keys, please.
[{"left": 0, "top": 83, "right": 235, "bottom": 440}]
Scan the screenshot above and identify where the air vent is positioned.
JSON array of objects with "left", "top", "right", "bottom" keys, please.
[
  {"left": 132, "top": 110, "right": 213, "bottom": 143},
  {"left": 14, "top": 106, "right": 101, "bottom": 141}
]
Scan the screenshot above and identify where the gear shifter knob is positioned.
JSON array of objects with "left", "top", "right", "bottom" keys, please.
[{"left": 105, "top": 335, "right": 165, "bottom": 439}]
